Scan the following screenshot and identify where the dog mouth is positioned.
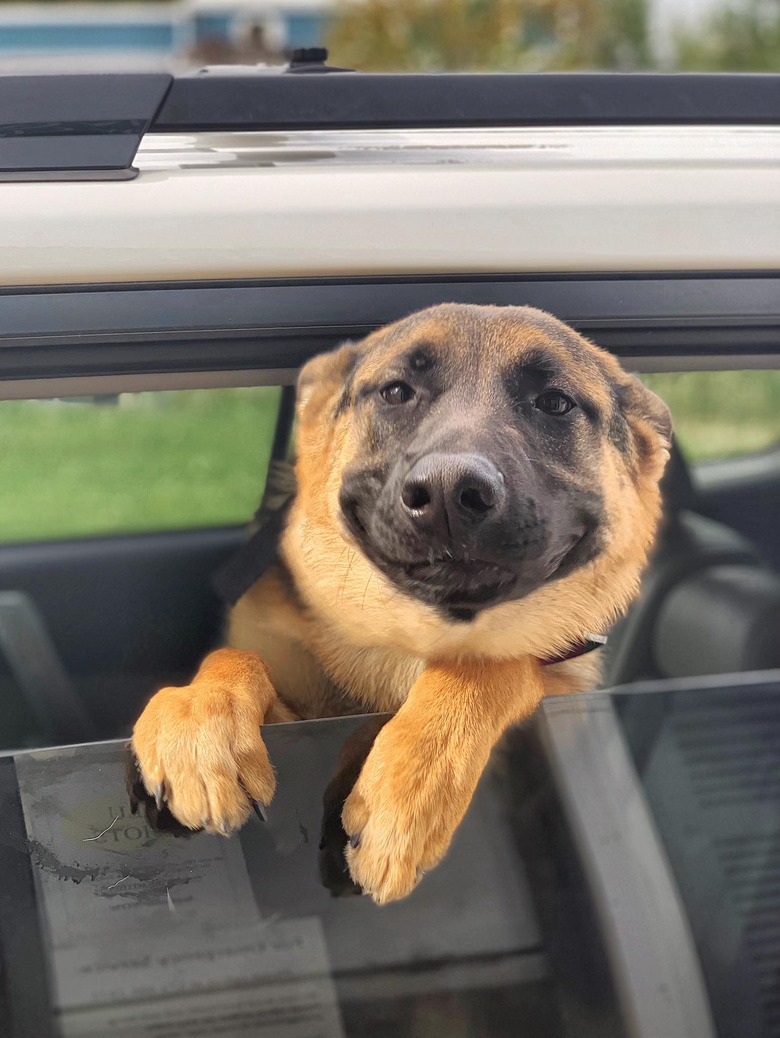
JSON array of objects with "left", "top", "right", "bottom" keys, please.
[
  {"left": 341, "top": 493, "right": 597, "bottom": 619},
  {"left": 398, "top": 556, "right": 516, "bottom": 596},
  {"left": 341, "top": 500, "right": 517, "bottom": 610},
  {"left": 364, "top": 550, "right": 518, "bottom": 612}
]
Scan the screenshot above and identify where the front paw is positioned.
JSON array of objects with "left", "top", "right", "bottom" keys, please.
[
  {"left": 131, "top": 651, "right": 276, "bottom": 835},
  {"left": 318, "top": 716, "right": 390, "bottom": 897},
  {"left": 341, "top": 722, "right": 474, "bottom": 904}
]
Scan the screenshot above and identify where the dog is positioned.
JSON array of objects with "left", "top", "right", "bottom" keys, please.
[{"left": 131, "top": 303, "right": 671, "bottom": 904}]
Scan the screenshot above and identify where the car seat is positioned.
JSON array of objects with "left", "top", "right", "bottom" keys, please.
[{"left": 603, "top": 445, "right": 780, "bottom": 686}]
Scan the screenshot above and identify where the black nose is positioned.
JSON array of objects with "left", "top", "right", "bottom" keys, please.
[{"left": 401, "top": 452, "right": 505, "bottom": 540}]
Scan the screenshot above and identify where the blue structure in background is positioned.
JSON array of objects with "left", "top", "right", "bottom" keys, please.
[
  {"left": 0, "top": 3, "right": 329, "bottom": 63},
  {"left": 193, "top": 13, "right": 235, "bottom": 42},
  {"left": 286, "top": 12, "right": 325, "bottom": 48},
  {"left": 1, "top": 24, "right": 176, "bottom": 52}
]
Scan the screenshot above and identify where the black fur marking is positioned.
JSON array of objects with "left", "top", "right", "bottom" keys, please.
[
  {"left": 503, "top": 353, "right": 600, "bottom": 424},
  {"left": 608, "top": 385, "right": 632, "bottom": 455},
  {"left": 276, "top": 554, "right": 308, "bottom": 614},
  {"left": 505, "top": 350, "right": 561, "bottom": 388},
  {"left": 328, "top": 343, "right": 364, "bottom": 419},
  {"left": 333, "top": 373, "right": 356, "bottom": 419},
  {"left": 408, "top": 344, "right": 436, "bottom": 372}
]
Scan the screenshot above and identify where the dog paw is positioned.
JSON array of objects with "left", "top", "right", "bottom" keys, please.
[
  {"left": 125, "top": 744, "right": 194, "bottom": 836},
  {"left": 318, "top": 716, "right": 390, "bottom": 897},
  {"left": 341, "top": 720, "right": 470, "bottom": 904},
  {"left": 131, "top": 652, "right": 277, "bottom": 835}
]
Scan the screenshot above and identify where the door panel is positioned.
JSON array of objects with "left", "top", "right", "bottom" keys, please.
[
  {"left": 696, "top": 450, "right": 780, "bottom": 570},
  {"left": 0, "top": 528, "right": 241, "bottom": 748}
]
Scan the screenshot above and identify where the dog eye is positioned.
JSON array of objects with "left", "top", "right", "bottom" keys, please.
[
  {"left": 535, "top": 390, "right": 576, "bottom": 416},
  {"left": 380, "top": 381, "right": 415, "bottom": 405}
]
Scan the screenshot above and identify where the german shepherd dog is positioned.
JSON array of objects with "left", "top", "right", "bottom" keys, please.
[{"left": 131, "top": 304, "right": 671, "bottom": 904}]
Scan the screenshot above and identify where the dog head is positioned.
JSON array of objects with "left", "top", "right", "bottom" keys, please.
[{"left": 283, "top": 304, "right": 671, "bottom": 660}]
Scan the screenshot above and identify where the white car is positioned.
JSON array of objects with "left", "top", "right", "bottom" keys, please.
[{"left": 0, "top": 65, "right": 778, "bottom": 1038}]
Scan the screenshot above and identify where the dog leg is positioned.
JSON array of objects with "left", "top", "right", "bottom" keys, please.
[
  {"left": 342, "top": 656, "right": 544, "bottom": 904},
  {"left": 131, "top": 648, "right": 283, "bottom": 834}
]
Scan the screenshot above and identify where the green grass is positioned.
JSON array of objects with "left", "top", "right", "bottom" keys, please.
[
  {"left": 0, "top": 372, "right": 778, "bottom": 544},
  {"left": 0, "top": 388, "right": 281, "bottom": 542},
  {"left": 642, "top": 371, "right": 780, "bottom": 461}
]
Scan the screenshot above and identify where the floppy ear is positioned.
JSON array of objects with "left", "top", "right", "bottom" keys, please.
[
  {"left": 619, "top": 376, "right": 673, "bottom": 473},
  {"left": 629, "top": 377, "right": 672, "bottom": 447},
  {"left": 296, "top": 341, "right": 362, "bottom": 420}
]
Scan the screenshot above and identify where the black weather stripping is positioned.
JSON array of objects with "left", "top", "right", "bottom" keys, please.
[
  {"left": 0, "top": 74, "right": 172, "bottom": 181},
  {"left": 0, "top": 273, "right": 779, "bottom": 386}
]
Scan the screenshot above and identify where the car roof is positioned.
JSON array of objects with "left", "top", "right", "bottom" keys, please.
[{"left": 2, "top": 124, "right": 780, "bottom": 287}]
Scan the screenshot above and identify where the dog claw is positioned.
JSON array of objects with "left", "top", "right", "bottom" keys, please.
[
  {"left": 154, "top": 784, "right": 165, "bottom": 810},
  {"left": 349, "top": 833, "right": 361, "bottom": 849},
  {"left": 252, "top": 801, "right": 267, "bottom": 823},
  {"left": 218, "top": 823, "right": 232, "bottom": 837}
]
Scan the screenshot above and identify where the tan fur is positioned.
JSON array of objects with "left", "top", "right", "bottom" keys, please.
[{"left": 132, "top": 304, "right": 670, "bottom": 903}]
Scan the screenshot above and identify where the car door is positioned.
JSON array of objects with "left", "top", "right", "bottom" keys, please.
[{"left": 1, "top": 273, "right": 778, "bottom": 748}]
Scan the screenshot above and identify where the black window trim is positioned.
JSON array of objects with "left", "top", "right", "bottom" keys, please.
[{"left": 0, "top": 272, "right": 778, "bottom": 387}]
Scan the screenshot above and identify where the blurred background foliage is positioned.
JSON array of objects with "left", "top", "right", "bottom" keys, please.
[
  {"left": 673, "top": 0, "right": 780, "bottom": 70},
  {"left": 327, "top": 0, "right": 651, "bottom": 71},
  {"left": 2, "top": 0, "right": 777, "bottom": 73},
  {"left": 326, "top": 0, "right": 780, "bottom": 71}
]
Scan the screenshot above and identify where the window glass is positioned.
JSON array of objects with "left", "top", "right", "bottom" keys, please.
[
  {"left": 0, "top": 387, "right": 281, "bottom": 543},
  {"left": 3, "top": 372, "right": 778, "bottom": 544},
  {"left": 641, "top": 370, "right": 780, "bottom": 462}
]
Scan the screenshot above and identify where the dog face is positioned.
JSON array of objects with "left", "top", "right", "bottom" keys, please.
[{"left": 284, "top": 304, "right": 671, "bottom": 660}]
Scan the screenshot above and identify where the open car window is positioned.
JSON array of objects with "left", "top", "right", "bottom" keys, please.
[{"left": 0, "top": 388, "right": 281, "bottom": 543}]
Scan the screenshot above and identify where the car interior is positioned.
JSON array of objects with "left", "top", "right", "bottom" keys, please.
[
  {"left": 1, "top": 68, "right": 778, "bottom": 1038},
  {"left": 1, "top": 308, "right": 778, "bottom": 1038},
  {"left": 2, "top": 368, "right": 779, "bottom": 1038},
  {"left": 1, "top": 388, "right": 778, "bottom": 752}
]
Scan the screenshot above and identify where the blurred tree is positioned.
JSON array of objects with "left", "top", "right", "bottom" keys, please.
[
  {"left": 672, "top": 0, "right": 780, "bottom": 70},
  {"left": 326, "top": 0, "right": 651, "bottom": 72}
]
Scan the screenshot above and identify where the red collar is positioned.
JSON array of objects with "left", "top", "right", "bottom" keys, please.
[{"left": 538, "top": 634, "right": 607, "bottom": 667}]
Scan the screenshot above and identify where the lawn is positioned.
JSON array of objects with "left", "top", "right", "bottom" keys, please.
[
  {"left": 643, "top": 371, "right": 780, "bottom": 459},
  {"left": 0, "top": 388, "right": 282, "bottom": 542},
  {"left": 0, "top": 372, "right": 778, "bottom": 544}
]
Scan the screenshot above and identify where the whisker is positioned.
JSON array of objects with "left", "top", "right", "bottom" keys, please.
[
  {"left": 360, "top": 573, "right": 373, "bottom": 610},
  {"left": 338, "top": 549, "right": 356, "bottom": 601},
  {"left": 424, "top": 626, "right": 452, "bottom": 652},
  {"left": 382, "top": 585, "right": 405, "bottom": 605}
]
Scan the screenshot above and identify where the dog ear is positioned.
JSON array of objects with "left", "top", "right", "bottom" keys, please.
[
  {"left": 626, "top": 377, "right": 672, "bottom": 446},
  {"left": 619, "top": 376, "right": 673, "bottom": 473},
  {"left": 297, "top": 341, "right": 362, "bottom": 419}
]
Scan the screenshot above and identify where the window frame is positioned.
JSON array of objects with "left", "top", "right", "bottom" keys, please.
[{"left": 1, "top": 272, "right": 779, "bottom": 400}]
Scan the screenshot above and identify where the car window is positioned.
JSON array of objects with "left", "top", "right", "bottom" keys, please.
[
  {"left": 641, "top": 370, "right": 780, "bottom": 462},
  {"left": 3, "top": 372, "right": 778, "bottom": 544},
  {"left": 0, "top": 387, "right": 281, "bottom": 543}
]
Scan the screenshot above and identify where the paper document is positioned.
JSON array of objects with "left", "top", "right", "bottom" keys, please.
[{"left": 15, "top": 745, "right": 343, "bottom": 1038}]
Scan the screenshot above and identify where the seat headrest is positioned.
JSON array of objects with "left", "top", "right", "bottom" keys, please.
[{"left": 654, "top": 563, "right": 780, "bottom": 679}]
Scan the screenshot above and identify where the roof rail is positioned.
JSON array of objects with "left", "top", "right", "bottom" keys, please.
[
  {"left": 0, "top": 73, "right": 172, "bottom": 182},
  {"left": 2, "top": 64, "right": 779, "bottom": 182}
]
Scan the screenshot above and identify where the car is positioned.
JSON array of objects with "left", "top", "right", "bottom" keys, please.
[{"left": 0, "top": 63, "right": 778, "bottom": 1038}]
